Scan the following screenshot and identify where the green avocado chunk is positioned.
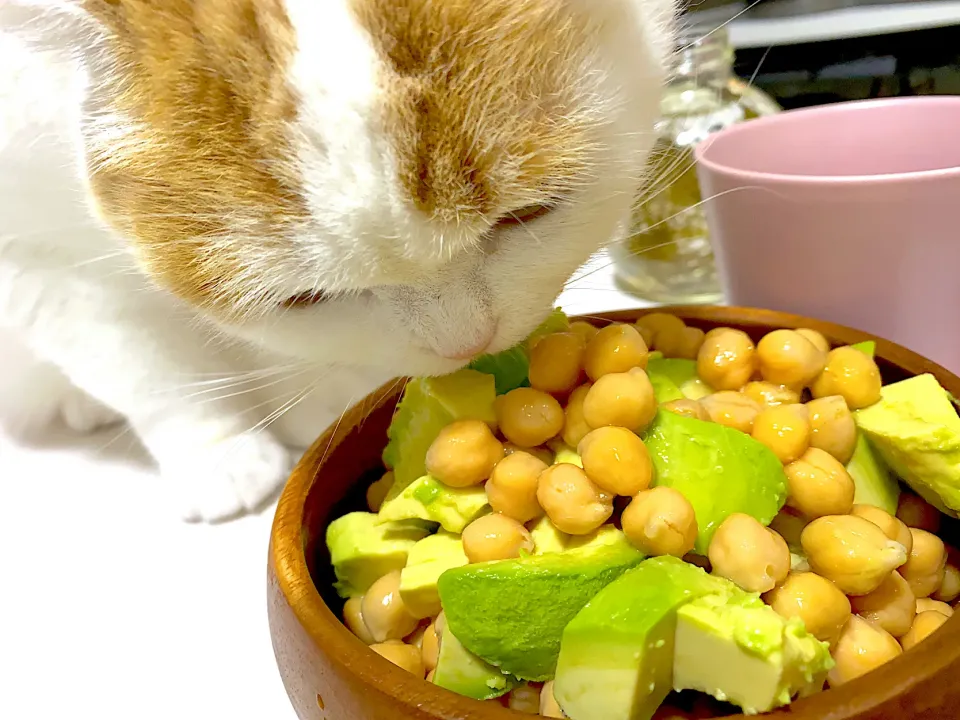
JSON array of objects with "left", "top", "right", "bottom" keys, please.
[
  {"left": 548, "top": 440, "right": 583, "bottom": 468},
  {"left": 646, "top": 358, "right": 714, "bottom": 400},
  {"left": 530, "top": 516, "right": 570, "bottom": 555},
  {"left": 437, "top": 542, "right": 645, "bottom": 681},
  {"left": 326, "top": 512, "right": 433, "bottom": 599},
  {"left": 855, "top": 373, "right": 960, "bottom": 516},
  {"left": 553, "top": 557, "right": 724, "bottom": 720},
  {"left": 644, "top": 410, "right": 788, "bottom": 553},
  {"left": 378, "top": 475, "right": 490, "bottom": 533},
  {"left": 432, "top": 622, "right": 518, "bottom": 700},
  {"left": 850, "top": 339, "right": 877, "bottom": 357},
  {"left": 847, "top": 433, "right": 900, "bottom": 515},
  {"left": 399, "top": 530, "right": 469, "bottom": 619},
  {"left": 647, "top": 371, "right": 685, "bottom": 404}
]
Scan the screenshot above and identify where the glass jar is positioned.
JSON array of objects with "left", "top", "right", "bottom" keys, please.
[{"left": 612, "top": 26, "right": 781, "bottom": 304}]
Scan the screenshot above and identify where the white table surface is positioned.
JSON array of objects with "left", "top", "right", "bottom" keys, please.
[{"left": 0, "top": 252, "right": 645, "bottom": 720}]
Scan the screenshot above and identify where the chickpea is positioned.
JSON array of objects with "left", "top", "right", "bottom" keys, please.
[
  {"left": 486, "top": 451, "right": 548, "bottom": 523},
  {"left": 661, "top": 398, "right": 709, "bottom": 421},
  {"left": 769, "top": 508, "right": 808, "bottom": 549},
  {"left": 696, "top": 328, "right": 757, "bottom": 391},
  {"left": 462, "top": 513, "right": 535, "bottom": 564},
  {"left": 540, "top": 681, "right": 564, "bottom": 718},
  {"left": 757, "top": 329, "right": 826, "bottom": 388},
  {"left": 578, "top": 426, "right": 653, "bottom": 497},
  {"left": 421, "top": 622, "right": 440, "bottom": 672},
  {"left": 343, "top": 597, "right": 376, "bottom": 645},
  {"left": 503, "top": 442, "right": 554, "bottom": 466},
  {"left": 796, "top": 328, "right": 831, "bottom": 354},
  {"left": 561, "top": 384, "right": 593, "bottom": 448},
  {"left": 508, "top": 683, "right": 542, "bottom": 714},
  {"left": 361, "top": 571, "right": 420, "bottom": 642},
  {"left": 785, "top": 448, "right": 855, "bottom": 518},
  {"left": 658, "top": 327, "right": 706, "bottom": 361},
  {"left": 752, "top": 404, "right": 811, "bottom": 464},
  {"left": 425, "top": 420, "right": 504, "bottom": 488},
  {"left": 810, "top": 346, "right": 882, "bottom": 410},
  {"left": 405, "top": 623, "right": 427, "bottom": 649},
  {"left": 801, "top": 515, "right": 908, "bottom": 596},
  {"left": 764, "top": 572, "right": 851, "bottom": 645},
  {"left": 529, "top": 332, "right": 587, "bottom": 395},
  {"left": 708, "top": 513, "right": 790, "bottom": 593},
  {"left": 366, "top": 471, "right": 393, "bottom": 513},
  {"left": 583, "top": 323, "right": 649, "bottom": 380},
  {"left": 699, "top": 391, "right": 761, "bottom": 434},
  {"left": 901, "top": 611, "right": 949, "bottom": 651},
  {"left": 850, "top": 504, "right": 913, "bottom": 556},
  {"left": 434, "top": 611, "right": 446, "bottom": 636},
  {"left": 896, "top": 493, "right": 942, "bottom": 533},
  {"left": 934, "top": 564, "right": 960, "bottom": 603},
  {"left": 496, "top": 388, "right": 565, "bottom": 448},
  {"left": 622, "top": 487, "right": 698, "bottom": 557},
  {"left": 806, "top": 396, "right": 857, "bottom": 464},
  {"left": 916, "top": 598, "right": 954, "bottom": 617},
  {"left": 636, "top": 312, "right": 686, "bottom": 347},
  {"left": 537, "top": 464, "right": 614, "bottom": 535},
  {"left": 828, "top": 615, "right": 902, "bottom": 687},
  {"left": 849, "top": 570, "right": 917, "bottom": 638},
  {"left": 582, "top": 368, "right": 657, "bottom": 434},
  {"left": 741, "top": 381, "right": 800, "bottom": 410},
  {"left": 370, "top": 640, "right": 425, "bottom": 677},
  {"left": 569, "top": 320, "right": 599, "bottom": 344},
  {"left": 900, "top": 528, "right": 947, "bottom": 598}
]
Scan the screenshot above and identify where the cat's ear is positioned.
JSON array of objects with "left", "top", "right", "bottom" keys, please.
[{"left": 0, "top": 0, "right": 108, "bottom": 65}]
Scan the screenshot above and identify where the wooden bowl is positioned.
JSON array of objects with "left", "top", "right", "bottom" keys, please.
[{"left": 268, "top": 306, "right": 960, "bottom": 720}]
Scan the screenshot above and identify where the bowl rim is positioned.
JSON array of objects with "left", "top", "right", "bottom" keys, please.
[{"left": 271, "top": 305, "right": 960, "bottom": 720}]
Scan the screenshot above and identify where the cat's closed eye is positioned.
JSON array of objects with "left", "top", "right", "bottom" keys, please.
[
  {"left": 281, "top": 290, "right": 332, "bottom": 309},
  {"left": 494, "top": 203, "right": 556, "bottom": 228}
]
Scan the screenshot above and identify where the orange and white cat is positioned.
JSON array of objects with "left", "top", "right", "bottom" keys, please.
[{"left": 0, "top": 0, "right": 675, "bottom": 521}]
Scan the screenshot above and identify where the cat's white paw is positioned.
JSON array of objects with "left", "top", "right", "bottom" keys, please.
[
  {"left": 59, "top": 388, "right": 124, "bottom": 434},
  {"left": 163, "top": 431, "right": 296, "bottom": 522}
]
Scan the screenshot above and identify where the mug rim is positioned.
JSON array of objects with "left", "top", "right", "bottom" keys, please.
[{"left": 694, "top": 96, "right": 960, "bottom": 186}]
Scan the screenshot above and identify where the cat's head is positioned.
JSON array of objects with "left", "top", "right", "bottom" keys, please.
[{"left": 10, "top": 0, "right": 674, "bottom": 377}]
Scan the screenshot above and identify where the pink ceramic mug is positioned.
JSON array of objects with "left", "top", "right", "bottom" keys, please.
[{"left": 695, "top": 97, "right": 960, "bottom": 374}]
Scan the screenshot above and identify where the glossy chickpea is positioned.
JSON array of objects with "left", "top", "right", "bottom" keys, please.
[
  {"left": 366, "top": 471, "right": 394, "bottom": 513},
  {"left": 785, "top": 447, "right": 856, "bottom": 518},
  {"left": 801, "top": 515, "right": 908, "bottom": 596},
  {"left": 636, "top": 312, "right": 687, "bottom": 350},
  {"left": 537, "top": 464, "right": 614, "bottom": 535},
  {"left": 849, "top": 570, "right": 917, "bottom": 638},
  {"left": 371, "top": 640, "right": 425, "bottom": 677},
  {"left": 425, "top": 420, "right": 504, "bottom": 488},
  {"left": 508, "top": 683, "right": 542, "bottom": 714},
  {"left": 901, "top": 611, "right": 949, "bottom": 651},
  {"left": 578, "top": 426, "right": 653, "bottom": 497},
  {"left": 622, "top": 487, "right": 698, "bottom": 557},
  {"left": 361, "top": 571, "right": 421, "bottom": 642},
  {"left": 696, "top": 328, "right": 757, "bottom": 391},
  {"left": 806, "top": 395, "right": 858, "bottom": 464},
  {"left": 811, "top": 346, "right": 882, "bottom": 410},
  {"left": 933, "top": 564, "right": 960, "bottom": 603},
  {"left": 582, "top": 368, "right": 657, "bottom": 434},
  {"left": 462, "top": 513, "right": 535, "bottom": 564},
  {"left": 569, "top": 320, "right": 599, "bottom": 344},
  {"left": 752, "top": 404, "right": 811, "bottom": 464},
  {"left": 699, "top": 391, "right": 762, "bottom": 434},
  {"left": 503, "top": 442, "right": 554, "bottom": 466},
  {"left": 421, "top": 622, "right": 440, "bottom": 671},
  {"left": 900, "top": 528, "right": 948, "bottom": 598},
  {"left": 796, "top": 328, "right": 831, "bottom": 354},
  {"left": 769, "top": 507, "right": 809, "bottom": 549},
  {"left": 764, "top": 572, "right": 851, "bottom": 645},
  {"left": 708, "top": 513, "right": 791, "bottom": 593},
  {"left": 343, "top": 597, "right": 376, "bottom": 645},
  {"left": 496, "top": 388, "right": 565, "bottom": 448},
  {"left": 850, "top": 504, "right": 913, "bottom": 556},
  {"left": 896, "top": 493, "right": 942, "bottom": 533},
  {"left": 583, "top": 323, "right": 649, "bottom": 380},
  {"left": 916, "top": 598, "right": 954, "bottom": 617},
  {"left": 529, "top": 332, "right": 586, "bottom": 395},
  {"left": 741, "top": 381, "right": 800, "bottom": 410},
  {"left": 661, "top": 398, "right": 710, "bottom": 421},
  {"left": 561, "top": 384, "right": 593, "bottom": 448},
  {"left": 540, "top": 681, "right": 564, "bottom": 718},
  {"left": 486, "top": 451, "right": 547, "bottom": 523},
  {"left": 658, "top": 326, "right": 706, "bottom": 360},
  {"left": 828, "top": 615, "right": 902, "bottom": 687},
  {"left": 756, "top": 329, "right": 825, "bottom": 388}
]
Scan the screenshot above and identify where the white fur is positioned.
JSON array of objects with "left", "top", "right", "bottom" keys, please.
[{"left": 0, "top": 0, "right": 675, "bottom": 521}]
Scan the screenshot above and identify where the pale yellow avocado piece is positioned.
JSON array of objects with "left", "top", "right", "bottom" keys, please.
[
  {"left": 530, "top": 518, "right": 629, "bottom": 556},
  {"left": 547, "top": 440, "right": 583, "bottom": 468},
  {"left": 399, "top": 530, "right": 469, "bottom": 619},
  {"left": 855, "top": 373, "right": 960, "bottom": 516},
  {"left": 378, "top": 475, "right": 490, "bottom": 532},
  {"left": 530, "top": 516, "right": 570, "bottom": 555}
]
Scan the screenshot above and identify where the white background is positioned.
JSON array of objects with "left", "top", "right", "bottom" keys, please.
[{"left": 0, "top": 254, "right": 643, "bottom": 720}]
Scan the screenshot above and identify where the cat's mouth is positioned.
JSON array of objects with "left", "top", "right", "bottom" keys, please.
[{"left": 280, "top": 290, "right": 330, "bottom": 309}]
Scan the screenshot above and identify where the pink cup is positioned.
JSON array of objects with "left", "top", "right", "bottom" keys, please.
[{"left": 695, "top": 97, "right": 960, "bottom": 374}]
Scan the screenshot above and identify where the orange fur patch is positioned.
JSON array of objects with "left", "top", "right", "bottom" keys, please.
[
  {"left": 349, "top": 0, "right": 600, "bottom": 226},
  {"left": 79, "top": 0, "right": 302, "bottom": 315}
]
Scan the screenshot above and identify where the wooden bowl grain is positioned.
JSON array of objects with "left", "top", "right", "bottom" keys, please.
[{"left": 268, "top": 306, "right": 960, "bottom": 720}]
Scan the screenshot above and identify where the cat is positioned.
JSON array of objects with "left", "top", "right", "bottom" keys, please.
[{"left": 0, "top": 0, "right": 676, "bottom": 522}]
